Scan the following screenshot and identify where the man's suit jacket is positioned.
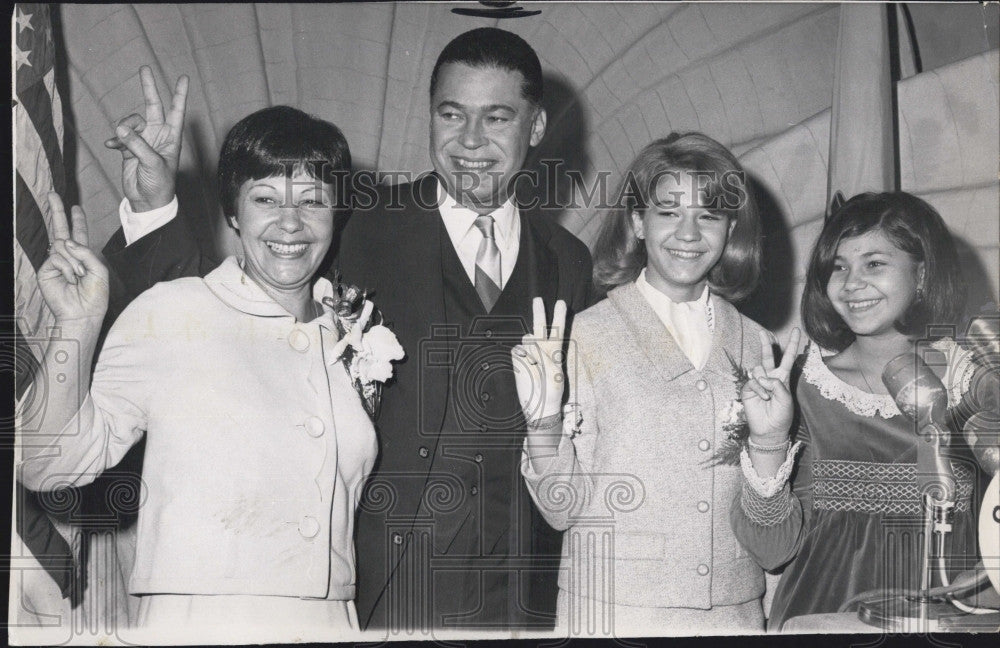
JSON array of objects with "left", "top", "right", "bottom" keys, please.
[{"left": 335, "top": 173, "right": 593, "bottom": 630}]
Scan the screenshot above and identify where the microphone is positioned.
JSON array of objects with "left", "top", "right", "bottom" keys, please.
[
  {"left": 961, "top": 317, "right": 1000, "bottom": 477},
  {"left": 882, "top": 352, "right": 956, "bottom": 503}
]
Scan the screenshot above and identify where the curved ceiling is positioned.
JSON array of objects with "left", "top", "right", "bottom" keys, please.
[{"left": 51, "top": 3, "right": 999, "bottom": 324}]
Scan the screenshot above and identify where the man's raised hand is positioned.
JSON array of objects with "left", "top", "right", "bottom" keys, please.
[{"left": 104, "top": 66, "right": 189, "bottom": 212}]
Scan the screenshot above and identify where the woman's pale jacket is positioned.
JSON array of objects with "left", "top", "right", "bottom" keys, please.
[
  {"left": 18, "top": 257, "right": 378, "bottom": 600},
  {"left": 521, "top": 281, "right": 768, "bottom": 609}
]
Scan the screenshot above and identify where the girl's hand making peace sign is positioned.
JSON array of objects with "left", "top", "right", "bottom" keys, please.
[
  {"left": 512, "top": 298, "right": 568, "bottom": 423},
  {"left": 742, "top": 328, "right": 802, "bottom": 443}
]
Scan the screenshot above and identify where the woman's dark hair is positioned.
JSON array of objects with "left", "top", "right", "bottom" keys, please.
[
  {"left": 430, "top": 27, "right": 543, "bottom": 105},
  {"left": 592, "top": 132, "right": 761, "bottom": 301},
  {"left": 802, "top": 191, "right": 966, "bottom": 351},
  {"left": 217, "top": 105, "right": 351, "bottom": 218}
]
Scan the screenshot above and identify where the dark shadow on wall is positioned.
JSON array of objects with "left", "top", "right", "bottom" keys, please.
[
  {"left": 953, "top": 235, "right": 999, "bottom": 323},
  {"left": 521, "top": 71, "right": 591, "bottom": 227},
  {"left": 740, "top": 172, "right": 798, "bottom": 331}
]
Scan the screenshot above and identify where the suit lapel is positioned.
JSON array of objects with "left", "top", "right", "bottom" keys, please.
[
  {"left": 607, "top": 282, "right": 693, "bottom": 383},
  {"left": 390, "top": 175, "right": 452, "bottom": 438},
  {"left": 395, "top": 174, "right": 448, "bottom": 335},
  {"left": 519, "top": 213, "right": 559, "bottom": 316}
]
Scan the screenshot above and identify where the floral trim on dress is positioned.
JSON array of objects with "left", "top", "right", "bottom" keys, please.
[{"left": 802, "top": 339, "right": 976, "bottom": 419}]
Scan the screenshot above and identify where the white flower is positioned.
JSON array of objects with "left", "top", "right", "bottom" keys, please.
[
  {"left": 718, "top": 399, "right": 745, "bottom": 427},
  {"left": 355, "top": 324, "right": 405, "bottom": 384}
]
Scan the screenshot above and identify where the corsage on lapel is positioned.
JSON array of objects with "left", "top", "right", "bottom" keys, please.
[
  {"left": 703, "top": 349, "right": 751, "bottom": 467},
  {"left": 325, "top": 282, "right": 404, "bottom": 422}
]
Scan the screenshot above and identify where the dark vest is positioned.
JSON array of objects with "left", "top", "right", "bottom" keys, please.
[{"left": 408, "top": 218, "right": 556, "bottom": 628}]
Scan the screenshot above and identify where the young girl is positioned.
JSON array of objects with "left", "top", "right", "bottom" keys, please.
[
  {"left": 512, "top": 132, "right": 799, "bottom": 634},
  {"left": 731, "top": 192, "right": 985, "bottom": 631}
]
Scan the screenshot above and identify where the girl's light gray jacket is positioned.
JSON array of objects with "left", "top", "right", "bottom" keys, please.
[{"left": 521, "top": 281, "right": 769, "bottom": 609}]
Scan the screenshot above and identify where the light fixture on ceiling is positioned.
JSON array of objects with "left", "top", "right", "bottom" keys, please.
[{"left": 451, "top": 2, "right": 541, "bottom": 19}]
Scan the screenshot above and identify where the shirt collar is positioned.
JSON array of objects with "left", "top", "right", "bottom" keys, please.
[
  {"left": 437, "top": 182, "right": 518, "bottom": 247},
  {"left": 203, "top": 256, "right": 336, "bottom": 326},
  {"left": 635, "top": 268, "right": 711, "bottom": 310}
]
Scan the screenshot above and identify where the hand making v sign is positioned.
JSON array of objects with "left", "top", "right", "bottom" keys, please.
[{"left": 104, "top": 66, "right": 189, "bottom": 212}]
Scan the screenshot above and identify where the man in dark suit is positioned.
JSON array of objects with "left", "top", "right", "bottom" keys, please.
[{"left": 338, "top": 28, "right": 592, "bottom": 633}]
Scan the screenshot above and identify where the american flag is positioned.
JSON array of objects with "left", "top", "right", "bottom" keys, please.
[
  {"left": 12, "top": 2, "right": 77, "bottom": 603},
  {"left": 14, "top": 3, "right": 64, "bottom": 396}
]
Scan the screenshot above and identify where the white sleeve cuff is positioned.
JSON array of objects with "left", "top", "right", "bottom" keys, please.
[
  {"left": 740, "top": 440, "right": 803, "bottom": 498},
  {"left": 119, "top": 196, "right": 179, "bottom": 246}
]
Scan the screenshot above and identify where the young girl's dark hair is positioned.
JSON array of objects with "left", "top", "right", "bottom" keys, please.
[
  {"left": 802, "top": 191, "right": 966, "bottom": 351},
  {"left": 592, "top": 132, "right": 761, "bottom": 301},
  {"left": 218, "top": 106, "right": 351, "bottom": 218}
]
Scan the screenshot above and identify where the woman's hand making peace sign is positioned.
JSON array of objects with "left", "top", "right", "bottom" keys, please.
[
  {"left": 742, "top": 328, "right": 802, "bottom": 443},
  {"left": 36, "top": 193, "right": 109, "bottom": 325}
]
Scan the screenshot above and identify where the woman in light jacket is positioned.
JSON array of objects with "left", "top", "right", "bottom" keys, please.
[
  {"left": 513, "top": 133, "right": 800, "bottom": 635},
  {"left": 19, "top": 105, "right": 396, "bottom": 639}
]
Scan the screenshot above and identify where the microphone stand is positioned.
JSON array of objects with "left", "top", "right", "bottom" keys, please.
[{"left": 858, "top": 351, "right": 961, "bottom": 632}]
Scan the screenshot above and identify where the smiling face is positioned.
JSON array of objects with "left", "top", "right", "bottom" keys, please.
[
  {"left": 631, "top": 170, "right": 735, "bottom": 302},
  {"left": 826, "top": 228, "right": 925, "bottom": 340},
  {"left": 232, "top": 169, "right": 335, "bottom": 301},
  {"left": 429, "top": 62, "right": 546, "bottom": 214}
]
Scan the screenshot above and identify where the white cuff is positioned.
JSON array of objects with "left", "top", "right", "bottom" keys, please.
[
  {"left": 119, "top": 196, "right": 178, "bottom": 246},
  {"left": 740, "top": 440, "right": 802, "bottom": 498}
]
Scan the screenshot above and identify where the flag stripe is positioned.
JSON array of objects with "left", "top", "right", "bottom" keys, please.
[
  {"left": 17, "top": 79, "right": 66, "bottom": 196},
  {"left": 16, "top": 173, "right": 52, "bottom": 273},
  {"left": 44, "top": 68, "right": 64, "bottom": 155},
  {"left": 14, "top": 238, "right": 56, "bottom": 340},
  {"left": 11, "top": 325, "right": 44, "bottom": 403},
  {"left": 45, "top": 69, "right": 63, "bottom": 152},
  {"left": 15, "top": 100, "right": 57, "bottom": 238}
]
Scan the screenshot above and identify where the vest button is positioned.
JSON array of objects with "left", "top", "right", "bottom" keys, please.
[
  {"left": 418, "top": 446, "right": 429, "bottom": 458},
  {"left": 485, "top": 329, "right": 493, "bottom": 338},
  {"left": 695, "top": 380, "right": 708, "bottom": 391},
  {"left": 470, "top": 485, "right": 479, "bottom": 496},
  {"left": 697, "top": 501, "right": 710, "bottom": 513},
  {"left": 288, "top": 328, "right": 310, "bottom": 352},
  {"left": 698, "top": 439, "right": 711, "bottom": 452},
  {"left": 481, "top": 362, "right": 490, "bottom": 371},
  {"left": 474, "top": 453, "right": 484, "bottom": 463},
  {"left": 697, "top": 564, "right": 710, "bottom": 576},
  {"left": 298, "top": 516, "right": 320, "bottom": 539},
  {"left": 304, "top": 416, "right": 325, "bottom": 437},
  {"left": 479, "top": 424, "right": 489, "bottom": 433},
  {"left": 392, "top": 533, "right": 403, "bottom": 545},
  {"left": 481, "top": 392, "right": 491, "bottom": 402}
]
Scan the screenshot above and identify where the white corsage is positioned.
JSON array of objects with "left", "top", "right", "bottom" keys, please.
[
  {"left": 325, "top": 282, "right": 404, "bottom": 421},
  {"left": 703, "top": 350, "right": 752, "bottom": 467}
]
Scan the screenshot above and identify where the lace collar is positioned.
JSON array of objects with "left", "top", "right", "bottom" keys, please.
[{"left": 802, "top": 338, "right": 975, "bottom": 419}]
